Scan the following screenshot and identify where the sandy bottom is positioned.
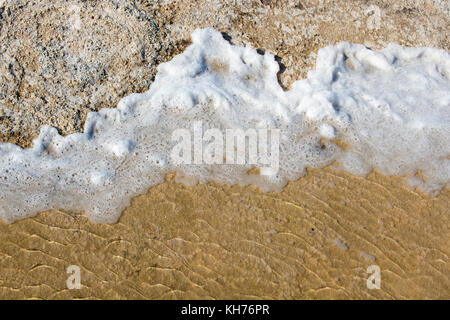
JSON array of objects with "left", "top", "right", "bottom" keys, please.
[{"left": 0, "top": 167, "right": 448, "bottom": 299}]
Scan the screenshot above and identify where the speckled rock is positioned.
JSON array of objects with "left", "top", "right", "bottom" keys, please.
[
  {"left": 162, "top": 0, "right": 449, "bottom": 88},
  {"left": 0, "top": 0, "right": 449, "bottom": 147},
  {"left": 0, "top": 0, "right": 175, "bottom": 147}
]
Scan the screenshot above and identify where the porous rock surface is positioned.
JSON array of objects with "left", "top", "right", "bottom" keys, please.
[
  {"left": 0, "top": 0, "right": 174, "bottom": 147},
  {"left": 0, "top": 0, "right": 449, "bottom": 147}
]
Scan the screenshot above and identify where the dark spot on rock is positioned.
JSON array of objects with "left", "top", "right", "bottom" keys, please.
[{"left": 295, "top": 2, "right": 305, "bottom": 10}]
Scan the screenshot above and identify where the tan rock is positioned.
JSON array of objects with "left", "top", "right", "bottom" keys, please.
[
  {"left": 0, "top": 0, "right": 448, "bottom": 147},
  {"left": 163, "top": 0, "right": 449, "bottom": 88},
  {"left": 0, "top": 0, "right": 174, "bottom": 147}
]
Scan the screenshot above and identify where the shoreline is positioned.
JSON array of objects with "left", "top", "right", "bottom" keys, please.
[
  {"left": 1, "top": 165, "right": 448, "bottom": 226},
  {"left": 0, "top": 0, "right": 448, "bottom": 301}
]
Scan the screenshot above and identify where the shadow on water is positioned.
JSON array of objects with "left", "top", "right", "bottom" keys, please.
[{"left": 221, "top": 31, "right": 288, "bottom": 91}]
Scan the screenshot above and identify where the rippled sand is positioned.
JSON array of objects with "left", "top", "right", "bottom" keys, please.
[{"left": 1, "top": 167, "right": 448, "bottom": 299}]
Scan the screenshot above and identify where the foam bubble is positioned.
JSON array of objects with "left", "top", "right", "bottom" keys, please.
[{"left": 0, "top": 28, "right": 448, "bottom": 223}]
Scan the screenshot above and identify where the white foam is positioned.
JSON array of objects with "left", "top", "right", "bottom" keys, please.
[{"left": 0, "top": 28, "right": 449, "bottom": 223}]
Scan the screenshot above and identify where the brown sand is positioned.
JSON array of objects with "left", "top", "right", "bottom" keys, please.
[{"left": 0, "top": 167, "right": 448, "bottom": 299}]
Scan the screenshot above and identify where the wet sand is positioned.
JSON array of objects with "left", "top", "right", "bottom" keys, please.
[{"left": 0, "top": 167, "right": 448, "bottom": 299}]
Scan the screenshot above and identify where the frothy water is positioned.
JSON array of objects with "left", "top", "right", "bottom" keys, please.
[{"left": 0, "top": 28, "right": 449, "bottom": 223}]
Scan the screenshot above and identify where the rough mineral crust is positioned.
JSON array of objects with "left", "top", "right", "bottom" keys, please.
[
  {"left": 0, "top": 0, "right": 449, "bottom": 148},
  {"left": 0, "top": 0, "right": 174, "bottom": 147},
  {"left": 163, "top": 0, "right": 450, "bottom": 87}
]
